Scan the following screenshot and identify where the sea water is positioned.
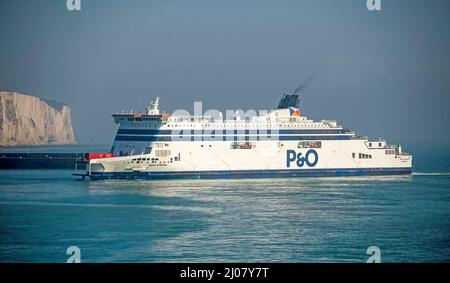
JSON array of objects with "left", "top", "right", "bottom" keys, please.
[{"left": 0, "top": 144, "right": 449, "bottom": 262}]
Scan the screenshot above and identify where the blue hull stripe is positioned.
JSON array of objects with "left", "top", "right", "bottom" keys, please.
[
  {"left": 117, "top": 129, "right": 350, "bottom": 135},
  {"left": 114, "top": 135, "right": 352, "bottom": 142},
  {"left": 86, "top": 167, "right": 412, "bottom": 180}
]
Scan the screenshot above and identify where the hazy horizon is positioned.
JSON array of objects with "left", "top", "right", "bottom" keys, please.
[{"left": 0, "top": 0, "right": 449, "bottom": 146}]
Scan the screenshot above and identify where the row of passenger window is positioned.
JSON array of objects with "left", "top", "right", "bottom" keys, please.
[
  {"left": 352, "top": 153, "right": 372, "bottom": 159},
  {"left": 131, "top": 157, "right": 159, "bottom": 164},
  {"left": 127, "top": 117, "right": 161, "bottom": 122}
]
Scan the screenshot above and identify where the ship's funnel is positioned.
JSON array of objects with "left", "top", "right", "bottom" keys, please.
[
  {"left": 278, "top": 78, "right": 313, "bottom": 109},
  {"left": 277, "top": 94, "right": 300, "bottom": 109}
]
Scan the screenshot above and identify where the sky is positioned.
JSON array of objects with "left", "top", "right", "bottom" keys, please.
[{"left": 0, "top": 0, "right": 449, "bottom": 146}]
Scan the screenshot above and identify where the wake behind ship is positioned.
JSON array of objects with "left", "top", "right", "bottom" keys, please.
[{"left": 74, "top": 95, "right": 412, "bottom": 180}]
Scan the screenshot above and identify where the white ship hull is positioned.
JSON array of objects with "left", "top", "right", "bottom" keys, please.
[{"left": 85, "top": 139, "right": 412, "bottom": 180}]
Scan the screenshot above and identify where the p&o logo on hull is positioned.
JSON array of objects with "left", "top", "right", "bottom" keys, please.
[{"left": 286, "top": 149, "right": 319, "bottom": 168}]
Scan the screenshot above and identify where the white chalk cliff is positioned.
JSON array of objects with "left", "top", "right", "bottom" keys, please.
[{"left": 0, "top": 91, "right": 76, "bottom": 146}]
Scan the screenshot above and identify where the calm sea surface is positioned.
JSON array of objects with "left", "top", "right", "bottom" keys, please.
[{"left": 0, "top": 144, "right": 449, "bottom": 262}]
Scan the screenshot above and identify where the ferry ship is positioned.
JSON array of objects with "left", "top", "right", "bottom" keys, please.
[{"left": 75, "top": 95, "right": 412, "bottom": 180}]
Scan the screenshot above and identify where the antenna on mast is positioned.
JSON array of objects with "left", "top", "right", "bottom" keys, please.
[{"left": 146, "top": 97, "right": 160, "bottom": 115}]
